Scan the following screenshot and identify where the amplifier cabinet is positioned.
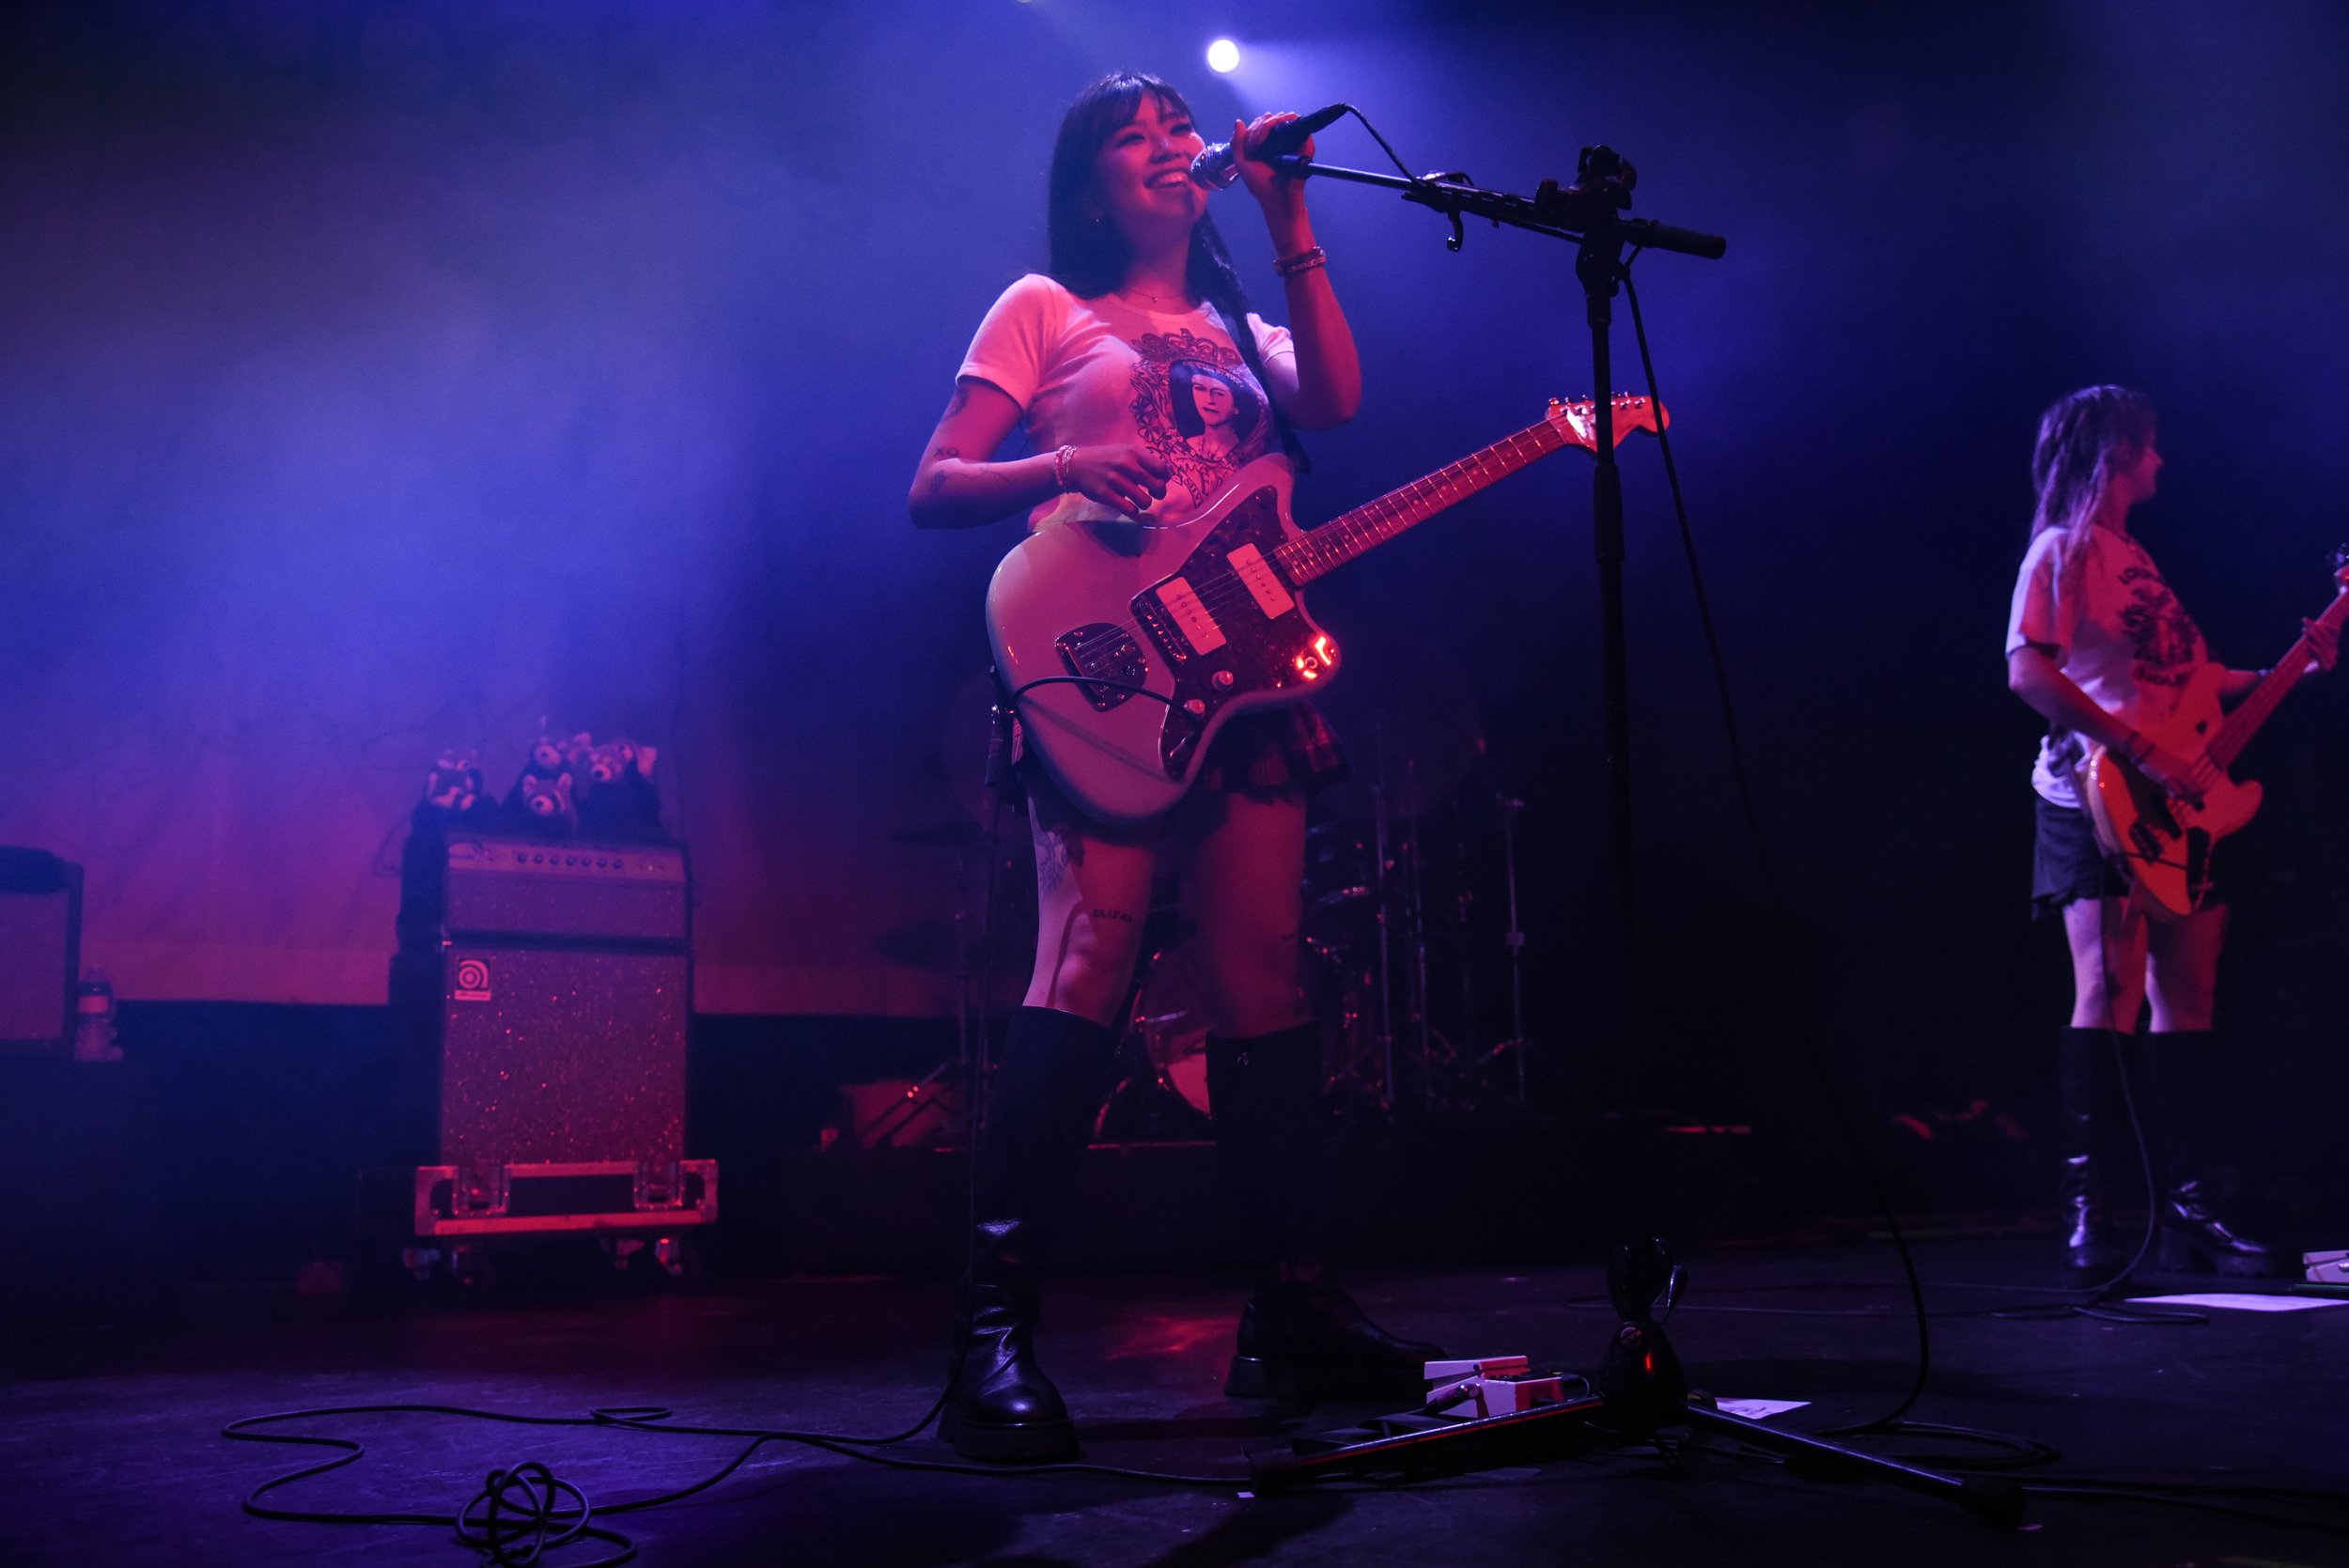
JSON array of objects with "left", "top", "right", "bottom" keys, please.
[
  {"left": 0, "top": 849, "right": 81, "bottom": 1056},
  {"left": 430, "top": 942, "right": 689, "bottom": 1180},
  {"left": 400, "top": 831, "right": 689, "bottom": 945},
  {"left": 388, "top": 829, "right": 711, "bottom": 1238}
]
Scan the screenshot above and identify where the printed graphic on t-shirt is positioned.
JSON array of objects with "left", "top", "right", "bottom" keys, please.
[
  {"left": 2115, "top": 562, "right": 2201, "bottom": 689},
  {"left": 1126, "top": 328, "right": 1272, "bottom": 506}
]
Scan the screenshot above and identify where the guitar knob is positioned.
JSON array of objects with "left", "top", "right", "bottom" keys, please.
[
  {"left": 1212, "top": 670, "right": 1235, "bottom": 690},
  {"left": 1184, "top": 698, "right": 1207, "bottom": 717}
]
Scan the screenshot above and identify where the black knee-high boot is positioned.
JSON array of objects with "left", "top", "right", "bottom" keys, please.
[
  {"left": 2139, "top": 1029, "right": 2283, "bottom": 1278},
  {"left": 1207, "top": 1022, "right": 1444, "bottom": 1398},
  {"left": 2059, "top": 1027, "right": 2125, "bottom": 1272},
  {"left": 941, "top": 1005, "right": 1114, "bottom": 1461}
]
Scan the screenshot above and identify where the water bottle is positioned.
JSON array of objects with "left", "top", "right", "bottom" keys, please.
[{"left": 74, "top": 970, "right": 122, "bottom": 1062}]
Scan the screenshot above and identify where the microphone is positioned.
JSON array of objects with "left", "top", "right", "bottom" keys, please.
[{"left": 1190, "top": 102, "right": 1349, "bottom": 189}]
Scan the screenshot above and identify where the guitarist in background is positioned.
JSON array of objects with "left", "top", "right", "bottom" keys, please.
[
  {"left": 909, "top": 72, "right": 1437, "bottom": 1464},
  {"left": 2004, "top": 385, "right": 2335, "bottom": 1277}
]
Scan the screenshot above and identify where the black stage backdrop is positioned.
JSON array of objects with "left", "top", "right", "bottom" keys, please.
[{"left": 3, "top": 2, "right": 2344, "bottom": 1126}]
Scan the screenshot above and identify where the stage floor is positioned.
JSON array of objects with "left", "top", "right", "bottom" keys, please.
[{"left": 4, "top": 1236, "right": 2344, "bottom": 1567}]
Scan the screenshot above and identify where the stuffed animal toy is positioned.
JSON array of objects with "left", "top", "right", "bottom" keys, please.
[
  {"left": 528, "top": 726, "right": 568, "bottom": 776},
  {"left": 421, "top": 749, "right": 485, "bottom": 815},
  {"left": 561, "top": 731, "right": 597, "bottom": 781},
  {"left": 514, "top": 769, "right": 578, "bottom": 835},
  {"left": 579, "top": 739, "right": 665, "bottom": 839}
]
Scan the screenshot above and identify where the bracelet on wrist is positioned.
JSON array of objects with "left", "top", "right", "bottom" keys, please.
[
  {"left": 1052, "top": 444, "right": 1077, "bottom": 493},
  {"left": 1273, "top": 244, "right": 1329, "bottom": 280}
]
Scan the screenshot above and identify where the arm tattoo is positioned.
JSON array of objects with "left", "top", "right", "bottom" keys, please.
[
  {"left": 943, "top": 384, "right": 971, "bottom": 419},
  {"left": 1036, "top": 831, "right": 1075, "bottom": 893}
]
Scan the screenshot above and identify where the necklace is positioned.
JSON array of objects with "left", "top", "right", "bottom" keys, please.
[{"left": 1118, "top": 281, "right": 1194, "bottom": 311}]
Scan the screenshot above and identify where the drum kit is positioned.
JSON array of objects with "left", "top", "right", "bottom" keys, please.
[
  {"left": 1100, "top": 634, "right": 1563, "bottom": 1135},
  {"left": 905, "top": 651, "right": 1565, "bottom": 1148},
  {"left": 1098, "top": 758, "right": 1539, "bottom": 1138}
]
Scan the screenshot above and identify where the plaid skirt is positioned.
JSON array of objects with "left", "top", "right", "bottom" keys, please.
[{"left": 1010, "top": 697, "right": 1347, "bottom": 830}]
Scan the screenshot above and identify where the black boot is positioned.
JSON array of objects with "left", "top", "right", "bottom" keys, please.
[
  {"left": 2138, "top": 1030, "right": 2286, "bottom": 1279},
  {"left": 941, "top": 1006, "right": 1113, "bottom": 1461},
  {"left": 1207, "top": 1023, "right": 1444, "bottom": 1399},
  {"left": 2058, "top": 1027, "right": 2125, "bottom": 1273}
]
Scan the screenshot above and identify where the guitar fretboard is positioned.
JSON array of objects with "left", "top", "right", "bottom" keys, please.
[
  {"left": 1273, "top": 418, "right": 1570, "bottom": 584},
  {"left": 2211, "top": 586, "right": 2349, "bottom": 769}
]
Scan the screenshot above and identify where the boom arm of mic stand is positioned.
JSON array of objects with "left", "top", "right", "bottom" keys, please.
[{"left": 1266, "top": 156, "right": 1727, "bottom": 260}]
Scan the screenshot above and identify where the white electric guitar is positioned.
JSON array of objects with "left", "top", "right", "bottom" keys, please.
[
  {"left": 987, "top": 396, "right": 1666, "bottom": 824},
  {"left": 2082, "top": 550, "right": 2349, "bottom": 919}
]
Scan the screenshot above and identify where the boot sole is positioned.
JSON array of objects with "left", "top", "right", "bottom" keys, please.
[
  {"left": 940, "top": 1400, "right": 1079, "bottom": 1463},
  {"left": 2155, "top": 1228, "right": 2292, "bottom": 1279}
]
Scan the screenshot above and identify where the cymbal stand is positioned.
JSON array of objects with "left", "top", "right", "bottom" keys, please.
[
  {"left": 1496, "top": 792, "right": 1530, "bottom": 1106},
  {"left": 1401, "top": 760, "right": 1435, "bottom": 1110},
  {"left": 1370, "top": 722, "right": 1397, "bottom": 1110},
  {"left": 1446, "top": 797, "right": 1482, "bottom": 1094}
]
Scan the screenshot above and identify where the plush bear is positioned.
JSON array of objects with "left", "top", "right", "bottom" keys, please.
[
  {"left": 513, "top": 769, "right": 578, "bottom": 835},
  {"left": 579, "top": 739, "right": 664, "bottom": 839},
  {"left": 527, "top": 726, "right": 568, "bottom": 777},
  {"left": 412, "top": 749, "right": 503, "bottom": 837}
]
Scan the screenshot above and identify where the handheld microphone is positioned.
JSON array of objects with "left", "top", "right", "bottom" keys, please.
[{"left": 1190, "top": 102, "right": 1349, "bottom": 189}]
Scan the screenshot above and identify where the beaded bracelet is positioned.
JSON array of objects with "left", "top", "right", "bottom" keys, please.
[
  {"left": 1273, "top": 245, "right": 1329, "bottom": 280},
  {"left": 1052, "top": 444, "right": 1077, "bottom": 493}
]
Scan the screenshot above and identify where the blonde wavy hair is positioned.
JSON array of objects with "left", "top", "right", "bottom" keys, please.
[{"left": 2030, "top": 385, "right": 2155, "bottom": 543}]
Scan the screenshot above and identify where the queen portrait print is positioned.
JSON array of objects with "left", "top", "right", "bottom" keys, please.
[{"left": 1126, "top": 327, "right": 1274, "bottom": 506}]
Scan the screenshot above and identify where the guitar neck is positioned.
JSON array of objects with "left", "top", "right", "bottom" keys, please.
[
  {"left": 2210, "top": 584, "right": 2349, "bottom": 770},
  {"left": 1273, "top": 418, "right": 1570, "bottom": 585}
]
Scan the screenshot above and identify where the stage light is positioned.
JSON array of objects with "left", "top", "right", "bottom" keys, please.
[{"left": 1206, "top": 39, "right": 1239, "bottom": 74}]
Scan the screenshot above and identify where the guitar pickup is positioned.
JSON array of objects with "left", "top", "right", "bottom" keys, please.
[
  {"left": 1144, "top": 577, "right": 1226, "bottom": 656},
  {"left": 1226, "top": 543, "right": 1295, "bottom": 618}
]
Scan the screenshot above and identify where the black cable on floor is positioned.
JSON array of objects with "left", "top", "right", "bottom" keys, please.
[
  {"left": 225, "top": 1398, "right": 1248, "bottom": 1565},
  {"left": 1618, "top": 263, "right": 1930, "bottom": 1437}
]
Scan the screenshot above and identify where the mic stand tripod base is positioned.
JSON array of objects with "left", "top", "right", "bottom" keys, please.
[{"left": 1244, "top": 1391, "right": 2025, "bottom": 1528}]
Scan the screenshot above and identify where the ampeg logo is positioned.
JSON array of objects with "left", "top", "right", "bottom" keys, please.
[{"left": 453, "top": 958, "right": 492, "bottom": 1002}]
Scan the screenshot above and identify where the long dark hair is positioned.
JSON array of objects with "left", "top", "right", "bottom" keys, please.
[
  {"left": 2030, "top": 385, "right": 2155, "bottom": 543},
  {"left": 1047, "top": 72, "right": 1306, "bottom": 470}
]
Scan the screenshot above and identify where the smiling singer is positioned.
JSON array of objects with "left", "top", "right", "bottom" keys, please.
[{"left": 909, "top": 72, "right": 1439, "bottom": 1464}]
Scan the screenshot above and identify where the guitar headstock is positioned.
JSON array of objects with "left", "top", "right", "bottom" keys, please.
[
  {"left": 1548, "top": 393, "right": 1669, "bottom": 453},
  {"left": 2329, "top": 544, "right": 2349, "bottom": 585}
]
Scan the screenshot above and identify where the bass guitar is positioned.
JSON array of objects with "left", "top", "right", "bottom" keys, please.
[
  {"left": 988, "top": 396, "right": 1664, "bottom": 824},
  {"left": 2083, "top": 550, "right": 2349, "bottom": 918}
]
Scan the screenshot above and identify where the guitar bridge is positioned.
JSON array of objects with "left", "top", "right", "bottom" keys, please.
[{"left": 1055, "top": 624, "right": 1147, "bottom": 711}]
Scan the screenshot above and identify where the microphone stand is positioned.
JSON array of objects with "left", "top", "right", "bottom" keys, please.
[
  {"left": 1247, "top": 151, "right": 2019, "bottom": 1537},
  {"left": 1267, "top": 148, "right": 1722, "bottom": 1106}
]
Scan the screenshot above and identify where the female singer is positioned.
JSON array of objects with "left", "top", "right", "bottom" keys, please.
[
  {"left": 2005, "top": 385, "right": 2333, "bottom": 1276},
  {"left": 910, "top": 73, "right": 1438, "bottom": 1462}
]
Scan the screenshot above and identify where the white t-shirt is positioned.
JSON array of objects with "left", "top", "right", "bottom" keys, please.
[
  {"left": 957, "top": 272, "right": 1296, "bottom": 532},
  {"left": 2005, "top": 520, "right": 2207, "bottom": 807}
]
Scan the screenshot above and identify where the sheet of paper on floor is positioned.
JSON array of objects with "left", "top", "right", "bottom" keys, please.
[{"left": 2126, "top": 1294, "right": 2349, "bottom": 1313}]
